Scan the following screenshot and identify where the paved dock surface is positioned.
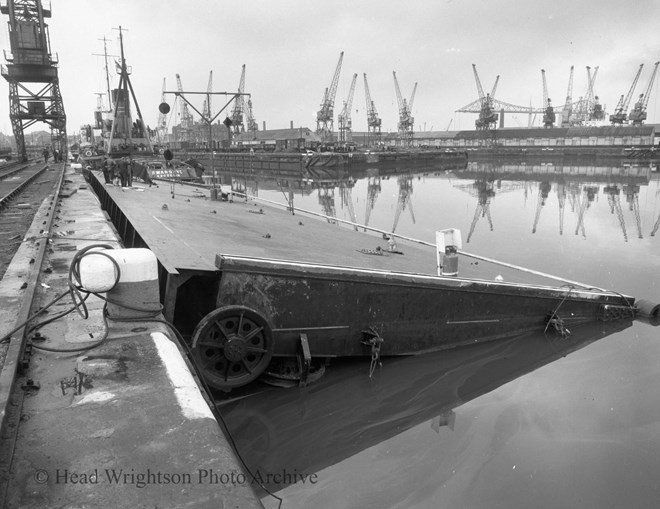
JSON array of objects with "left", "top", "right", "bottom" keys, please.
[{"left": 0, "top": 168, "right": 264, "bottom": 508}]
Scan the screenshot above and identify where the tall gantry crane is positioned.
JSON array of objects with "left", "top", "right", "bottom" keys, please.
[
  {"left": 560, "top": 65, "right": 574, "bottom": 126},
  {"left": 541, "top": 69, "right": 555, "bottom": 128},
  {"left": 457, "top": 65, "right": 546, "bottom": 129},
  {"left": 156, "top": 77, "right": 167, "bottom": 143},
  {"left": 1, "top": 0, "right": 67, "bottom": 161},
  {"left": 363, "top": 73, "right": 381, "bottom": 146},
  {"left": 471, "top": 64, "right": 500, "bottom": 130},
  {"left": 338, "top": 73, "right": 357, "bottom": 144},
  {"left": 393, "top": 71, "right": 417, "bottom": 146},
  {"left": 629, "top": 61, "right": 659, "bottom": 126},
  {"left": 245, "top": 97, "right": 258, "bottom": 133},
  {"left": 175, "top": 73, "right": 194, "bottom": 128},
  {"left": 316, "top": 51, "right": 344, "bottom": 141},
  {"left": 202, "top": 70, "right": 213, "bottom": 120},
  {"left": 586, "top": 66, "right": 604, "bottom": 121},
  {"left": 610, "top": 64, "right": 643, "bottom": 125},
  {"left": 230, "top": 65, "right": 247, "bottom": 133}
]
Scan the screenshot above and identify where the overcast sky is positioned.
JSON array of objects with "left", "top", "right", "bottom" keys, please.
[{"left": 1, "top": 0, "right": 660, "bottom": 135}]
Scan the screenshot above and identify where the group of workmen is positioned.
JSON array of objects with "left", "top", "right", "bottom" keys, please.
[{"left": 102, "top": 156, "right": 134, "bottom": 187}]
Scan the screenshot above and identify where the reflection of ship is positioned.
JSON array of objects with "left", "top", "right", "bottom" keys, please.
[{"left": 218, "top": 320, "right": 633, "bottom": 492}]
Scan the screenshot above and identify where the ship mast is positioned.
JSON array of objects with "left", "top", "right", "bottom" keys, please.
[{"left": 107, "top": 26, "right": 153, "bottom": 157}]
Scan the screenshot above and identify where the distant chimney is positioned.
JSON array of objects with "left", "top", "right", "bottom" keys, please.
[
  {"left": 290, "top": 120, "right": 294, "bottom": 129},
  {"left": 263, "top": 121, "right": 266, "bottom": 131}
]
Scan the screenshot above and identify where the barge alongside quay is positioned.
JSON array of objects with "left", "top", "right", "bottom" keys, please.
[{"left": 85, "top": 167, "right": 658, "bottom": 391}]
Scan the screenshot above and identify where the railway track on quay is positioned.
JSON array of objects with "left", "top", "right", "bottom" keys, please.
[
  {"left": 0, "top": 161, "right": 61, "bottom": 280},
  {"left": 0, "top": 161, "right": 66, "bottom": 499}
]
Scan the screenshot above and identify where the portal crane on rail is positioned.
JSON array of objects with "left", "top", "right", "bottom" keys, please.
[
  {"left": 363, "top": 73, "right": 382, "bottom": 146},
  {"left": 202, "top": 71, "right": 213, "bottom": 120},
  {"left": 317, "top": 51, "right": 344, "bottom": 141},
  {"left": 175, "top": 73, "right": 194, "bottom": 128},
  {"left": 155, "top": 77, "right": 168, "bottom": 143},
  {"left": 628, "top": 61, "right": 660, "bottom": 126},
  {"left": 1, "top": 0, "right": 67, "bottom": 160},
  {"left": 230, "top": 65, "right": 247, "bottom": 134},
  {"left": 393, "top": 71, "right": 417, "bottom": 146},
  {"left": 338, "top": 73, "right": 358, "bottom": 144},
  {"left": 560, "top": 66, "right": 574, "bottom": 126},
  {"left": 609, "top": 64, "right": 643, "bottom": 125},
  {"left": 470, "top": 64, "right": 500, "bottom": 130},
  {"left": 586, "top": 66, "right": 604, "bottom": 121},
  {"left": 392, "top": 176, "right": 415, "bottom": 233},
  {"left": 541, "top": 69, "right": 555, "bottom": 128}
]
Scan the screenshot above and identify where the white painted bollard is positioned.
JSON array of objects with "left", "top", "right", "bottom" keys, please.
[{"left": 78, "top": 248, "right": 161, "bottom": 319}]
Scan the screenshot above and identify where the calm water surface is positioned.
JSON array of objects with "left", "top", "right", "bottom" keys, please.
[{"left": 218, "top": 158, "right": 660, "bottom": 509}]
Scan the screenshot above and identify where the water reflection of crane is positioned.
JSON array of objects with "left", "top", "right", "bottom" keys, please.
[
  {"left": 623, "top": 184, "right": 643, "bottom": 239},
  {"left": 364, "top": 171, "right": 381, "bottom": 229},
  {"left": 532, "top": 181, "right": 552, "bottom": 233},
  {"left": 467, "top": 179, "right": 495, "bottom": 242},
  {"left": 392, "top": 176, "right": 415, "bottom": 233},
  {"left": 604, "top": 185, "right": 628, "bottom": 242},
  {"left": 339, "top": 179, "right": 358, "bottom": 231},
  {"left": 557, "top": 182, "right": 567, "bottom": 235},
  {"left": 575, "top": 186, "right": 598, "bottom": 238},
  {"left": 318, "top": 184, "right": 337, "bottom": 224}
]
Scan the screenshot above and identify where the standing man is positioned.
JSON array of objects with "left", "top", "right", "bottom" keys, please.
[
  {"left": 42, "top": 147, "right": 49, "bottom": 163},
  {"left": 117, "top": 157, "right": 130, "bottom": 187}
]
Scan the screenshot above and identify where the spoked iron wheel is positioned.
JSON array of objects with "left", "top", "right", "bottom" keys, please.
[{"left": 191, "top": 305, "right": 274, "bottom": 390}]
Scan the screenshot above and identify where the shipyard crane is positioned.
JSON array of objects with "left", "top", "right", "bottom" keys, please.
[
  {"left": 156, "top": 77, "right": 168, "bottom": 143},
  {"left": 363, "top": 73, "right": 382, "bottom": 146},
  {"left": 629, "top": 61, "right": 660, "bottom": 126},
  {"left": 392, "top": 176, "right": 415, "bottom": 233},
  {"left": 245, "top": 97, "right": 258, "bottom": 133},
  {"left": 316, "top": 51, "right": 344, "bottom": 141},
  {"left": 1, "top": 0, "right": 67, "bottom": 160},
  {"left": 175, "top": 73, "right": 194, "bottom": 128},
  {"left": 560, "top": 66, "right": 574, "bottom": 126},
  {"left": 586, "top": 66, "right": 604, "bottom": 121},
  {"left": 610, "top": 64, "right": 643, "bottom": 125},
  {"left": 363, "top": 172, "right": 381, "bottom": 228},
  {"left": 470, "top": 64, "right": 500, "bottom": 130},
  {"left": 338, "top": 73, "right": 358, "bottom": 144},
  {"left": 230, "top": 65, "right": 247, "bottom": 133},
  {"left": 605, "top": 186, "right": 628, "bottom": 242},
  {"left": 541, "top": 69, "right": 555, "bottom": 128},
  {"left": 457, "top": 65, "right": 546, "bottom": 128},
  {"left": 393, "top": 71, "right": 417, "bottom": 146},
  {"left": 574, "top": 186, "right": 598, "bottom": 237},
  {"left": 202, "top": 70, "right": 213, "bottom": 119}
]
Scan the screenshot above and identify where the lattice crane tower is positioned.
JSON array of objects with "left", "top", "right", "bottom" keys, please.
[
  {"left": 1, "top": 0, "right": 67, "bottom": 161},
  {"left": 316, "top": 51, "right": 344, "bottom": 141}
]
